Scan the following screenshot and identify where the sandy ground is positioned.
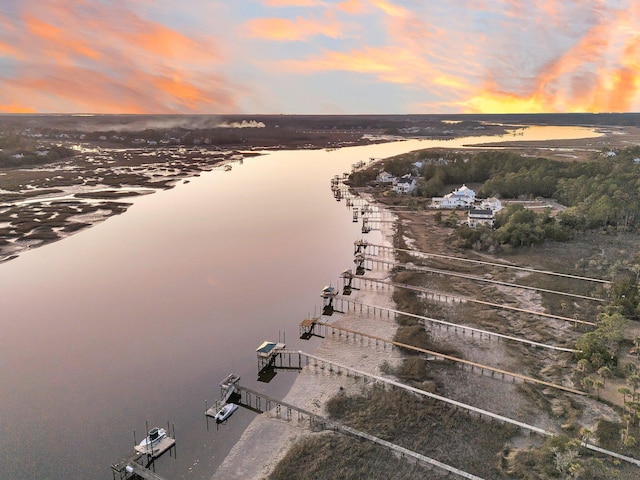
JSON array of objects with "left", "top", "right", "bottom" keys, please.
[{"left": 211, "top": 201, "right": 402, "bottom": 480}]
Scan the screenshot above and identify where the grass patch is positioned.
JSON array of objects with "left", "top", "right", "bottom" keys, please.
[
  {"left": 323, "top": 387, "right": 518, "bottom": 478},
  {"left": 395, "top": 356, "right": 429, "bottom": 382},
  {"left": 61, "top": 222, "right": 91, "bottom": 233},
  {"left": 503, "top": 434, "right": 625, "bottom": 479},
  {"left": 269, "top": 433, "right": 437, "bottom": 480}
]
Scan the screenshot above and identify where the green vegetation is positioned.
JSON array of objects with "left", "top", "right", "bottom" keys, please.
[
  {"left": 574, "top": 312, "right": 624, "bottom": 371},
  {"left": 456, "top": 204, "right": 572, "bottom": 250},
  {"left": 354, "top": 146, "right": 640, "bottom": 251},
  {"left": 463, "top": 148, "right": 640, "bottom": 249},
  {"left": 504, "top": 434, "right": 622, "bottom": 479}
]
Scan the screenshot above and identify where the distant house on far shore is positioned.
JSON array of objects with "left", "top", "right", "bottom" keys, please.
[{"left": 430, "top": 184, "right": 475, "bottom": 208}]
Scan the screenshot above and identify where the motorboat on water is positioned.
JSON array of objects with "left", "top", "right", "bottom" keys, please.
[
  {"left": 215, "top": 403, "right": 238, "bottom": 422},
  {"left": 135, "top": 427, "right": 167, "bottom": 453}
]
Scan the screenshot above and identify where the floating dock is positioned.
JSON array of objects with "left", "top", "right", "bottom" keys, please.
[{"left": 110, "top": 428, "right": 176, "bottom": 480}]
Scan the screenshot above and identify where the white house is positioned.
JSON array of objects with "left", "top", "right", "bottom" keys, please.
[
  {"left": 394, "top": 175, "right": 416, "bottom": 194},
  {"left": 431, "top": 184, "right": 476, "bottom": 208},
  {"left": 479, "top": 197, "right": 502, "bottom": 213},
  {"left": 468, "top": 208, "right": 494, "bottom": 228},
  {"left": 376, "top": 171, "right": 395, "bottom": 183}
]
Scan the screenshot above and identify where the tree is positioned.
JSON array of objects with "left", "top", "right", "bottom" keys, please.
[
  {"left": 577, "top": 358, "right": 590, "bottom": 372},
  {"left": 623, "top": 434, "right": 636, "bottom": 448},
  {"left": 579, "top": 427, "right": 593, "bottom": 445},
  {"left": 619, "top": 387, "right": 632, "bottom": 407},
  {"left": 582, "top": 376, "right": 594, "bottom": 393},
  {"left": 622, "top": 414, "right": 633, "bottom": 443},
  {"left": 594, "top": 379, "right": 605, "bottom": 399},
  {"left": 574, "top": 312, "right": 624, "bottom": 369},
  {"left": 608, "top": 272, "right": 640, "bottom": 319},
  {"left": 598, "top": 366, "right": 613, "bottom": 387},
  {"left": 627, "top": 375, "right": 640, "bottom": 401}
]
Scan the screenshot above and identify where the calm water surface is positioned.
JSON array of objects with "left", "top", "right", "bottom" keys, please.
[{"left": 0, "top": 127, "right": 601, "bottom": 480}]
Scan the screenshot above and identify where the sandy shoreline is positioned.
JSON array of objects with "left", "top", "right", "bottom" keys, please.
[{"left": 211, "top": 198, "right": 400, "bottom": 480}]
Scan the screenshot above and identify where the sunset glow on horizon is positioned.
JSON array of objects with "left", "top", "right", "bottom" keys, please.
[{"left": 1, "top": 0, "right": 639, "bottom": 114}]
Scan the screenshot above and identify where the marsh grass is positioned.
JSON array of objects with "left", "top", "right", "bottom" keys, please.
[
  {"left": 269, "top": 434, "right": 437, "bottom": 480},
  {"left": 324, "top": 388, "right": 517, "bottom": 478}
]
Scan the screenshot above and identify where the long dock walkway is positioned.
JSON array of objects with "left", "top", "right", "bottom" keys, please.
[
  {"left": 233, "top": 384, "right": 485, "bottom": 480},
  {"left": 364, "top": 242, "right": 611, "bottom": 285},
  {"left": 361, "top": 256, "right": 605, "bottom": 303},
  {"left": 305, "top": 320, "right": 585, "bottom": 396},
  {"left": 269, "top": 350, "right": 552, "bottom": 435},
  {"left": 353, "top": 276, "right": 597, "bottom": 327},
  {"left": 260, "top": 353, "right": 640, "bottom": 467},
  {"left": 122, "top": 463, "right": 168, "bottom": 480},
  {"left": 334, "top": 297, "right": 579, "bottom": 353}
]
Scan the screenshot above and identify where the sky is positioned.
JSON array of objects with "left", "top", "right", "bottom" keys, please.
[{"left": 0, "top": 0, "right": 639, "bottom": 114}]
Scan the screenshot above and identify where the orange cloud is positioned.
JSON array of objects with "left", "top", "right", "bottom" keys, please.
[
  {"left": 338, "top": 0, "right": 367, "bottom": 14},
  {"left": 460, "top": 90, "right": 550, "bottom": 114},
  {"left": 0, "top": 40, "right": 17, "bottom": 56},
  {"left": 0, "top": 103, "right": 37, "bottom": 114},
  {"left": 24, "top": 14, "right": 101, "bottom": 61},
  {"left": 281, "top": 45, "right": 454, "bottom": 90},
  {"left": 369, "top": 0, "right": 409, "bottom": 18},
  {"left": 245, "top": 12, "right": 344, "bottom": 41},
  {"left": 123, "top": 24, "right": 206, "bottom": 60}
]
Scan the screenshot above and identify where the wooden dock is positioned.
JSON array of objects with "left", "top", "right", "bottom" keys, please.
[
  {"left": 134, "top": 436, "right": 176, "bottom": 457},
  {"left": 405, "top": 262, "right": 606, "bottom": 302},
  {"left": 110, "top": 426, "right": 176, "bottom": 480},
  {"left": 205, "top": 373, "right": 241, "bottom": 417},
  {"left": 122, "top": 462, "right": 170, "bottom": 480},
  {"left": 302, "top": 319, "right": 586, "bottom": 396},
  {"left": 231, "top": 382, "right": 486, "bottom": 480},
  {"left": 244, "top": 350, "right": 640, "bottom": 468},
  {"left": 332, "top": 297, "right": 580, "bottom": 353},
  {"left": 361, "top": 242, "right": 611, "bottom": 285},
  {"left": 256, "top": 349, "right": 552, "bottom": 435},
  {"left": 357, "top": 255, "right": 605, "bottom": 303},
  {"left": 348, "top": 276, "right": 596, "bottom": 327}
]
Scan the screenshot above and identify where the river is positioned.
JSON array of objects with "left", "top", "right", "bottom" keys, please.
[{"left": 0, "top": 126, "right": 601, "bottom": 480}]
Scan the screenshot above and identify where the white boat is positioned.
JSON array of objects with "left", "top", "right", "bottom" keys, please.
[
  {"left": 215, "top": 403, "right": 238, "bottom": 422},
  {"left": 135, "top": 427, "right": 167, "bottom": 453}
]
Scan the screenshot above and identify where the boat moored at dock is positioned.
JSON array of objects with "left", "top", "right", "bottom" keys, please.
[
  {"left": 135, "top": 427, "right": 167, "bottom": 454},
  {"left": 214, "top": 403, "right": 238, "bottom": 423}
]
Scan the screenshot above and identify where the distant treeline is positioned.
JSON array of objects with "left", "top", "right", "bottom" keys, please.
[{"left": 0, "top": 143, "right": 76, "bottom": 168}]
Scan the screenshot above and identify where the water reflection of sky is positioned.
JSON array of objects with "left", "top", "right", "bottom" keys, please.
[{"left": 0, "top": 126, "right": 603, "bottom": 480}]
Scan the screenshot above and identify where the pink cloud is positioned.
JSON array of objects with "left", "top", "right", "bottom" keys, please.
[
  {"left": 337, "top": 0, "right": 367, "bottom": 14},
  {"left": 0, "top": 0, "right": 239, "bottom": 113},
  {"left": 245, "top": 11, "right": 345, "bottom": 41}
]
